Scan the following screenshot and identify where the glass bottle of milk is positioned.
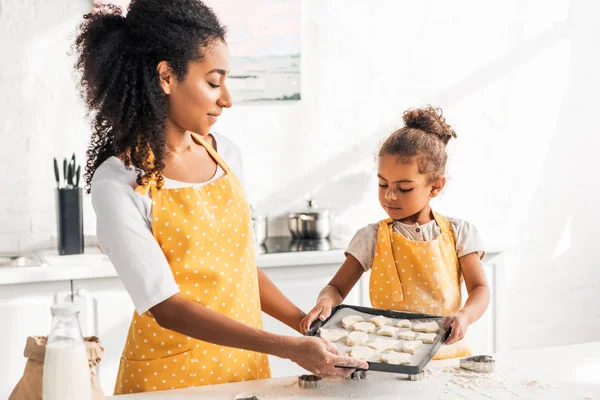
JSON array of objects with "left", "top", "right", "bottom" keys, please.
[{"left": 42, "top": 303, "right": 92, "bottom": 400}]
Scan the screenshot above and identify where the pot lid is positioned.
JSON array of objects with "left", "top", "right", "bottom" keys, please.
[{"left": 290, "top": 199, "right": 330, "bottom": 216}]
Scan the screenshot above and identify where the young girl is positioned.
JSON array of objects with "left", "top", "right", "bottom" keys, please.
[{"left": 300, "top": 106, "right": 490, "bottom": 358}]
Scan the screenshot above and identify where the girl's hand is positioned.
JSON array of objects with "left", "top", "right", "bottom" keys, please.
[
  {"left": 443, "top": 310, "right": 470, "bottom": 344},
  {"left": 289, "top": 336, "right": 368, "bottom": 378},
  {"left": 300, "top": 298, "right": 335, "bottom": 334}
]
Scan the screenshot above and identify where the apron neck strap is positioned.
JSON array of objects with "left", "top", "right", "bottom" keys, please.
[
  {"left": 376, "top": 217, "right": 404, "bottom": 303},
  {"left": 190, "top": 133, "right": 232, "bottom": 175},
  {"left": 134, "top": 132, "right": 231, "bottom": 195},
  {"left": 432, "top": 211, "right": 456, "bottom": 244},
  {"left": 432, "top": 211, "right": 451, "bottom": 234}
]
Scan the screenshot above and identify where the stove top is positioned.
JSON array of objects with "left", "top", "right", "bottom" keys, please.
[
  {"left": 256, "top": 236, "right": 347, "bottom": 255},
  {"left": 0, "top": 253, "right": 46, "bottom": 268}
]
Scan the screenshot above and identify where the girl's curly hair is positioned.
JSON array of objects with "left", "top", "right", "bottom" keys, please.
[
  {"left": 379, "top": 106, "right": 457, "bottom": 182},
  {"left": 74, "top": 0, "right": 226, "bottom": 192}
]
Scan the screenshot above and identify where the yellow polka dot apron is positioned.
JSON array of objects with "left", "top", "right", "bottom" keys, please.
[
  {"left": 114, "top": 134, "right": 270, "bottom": 395},
  {"left": 370, "top": 212, "right": 471, "bottom": 359}
]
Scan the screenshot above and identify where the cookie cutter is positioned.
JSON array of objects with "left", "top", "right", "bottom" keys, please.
[
  {"left": 298, "top": 374, "right": 324, "bottom": 389},
  {"left": 348, "top": 370, "right": 367, "bottom": 380},
  {"left": 232, "top": 393, "right": 260, "bottom": 400},
  {"left": 459, "top": 355, "right": 495, "bottom": 373},
  {"left": 408, "top": 371, "right": 425, "bottom": 381}
]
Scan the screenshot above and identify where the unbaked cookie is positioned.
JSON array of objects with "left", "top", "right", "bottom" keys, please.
[
  {"left": 396, "top": 330, "right": 416, "bottom": 340},
  {"left": 350, "top": 346, "right": 380, "bottom": 361},
  {"left": 396, "top": 319, "right": 412, "bottom": 328},
  {"left": 352, "top": 322, "right": 376, "bottom": 333},
  {"left": 413, "top": 321, "right": 440, "bottom": 333},
  {"left": 376, "top": 326, "right": 399, "bottom": 337},
  {"left": 401, "top": 340, "right": 423, "bottom": 354},
  {"left": 341, "top": 315, "right": 364, "bottom": 329},
  {"left": 366, "top": 338, "right": 399, "bottom": 352},
  {"left": 369, "top": 315, "right": 393, "bottom": 327},
  {"left": 319, "top": 328, "right": 349, "bottom": 342},
  {"left": 346, "top": 331, "right": 369, "bottom": 346},
  {"left": 381, "top": 351, "right": 412, "bottom": 365},
  {"left": 415, "top": 332, "right": 437, "bottom": 344}
]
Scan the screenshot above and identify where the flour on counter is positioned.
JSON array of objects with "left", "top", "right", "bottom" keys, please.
[{"left": 423, "top": 364, "right": 561, "bottom": 399}]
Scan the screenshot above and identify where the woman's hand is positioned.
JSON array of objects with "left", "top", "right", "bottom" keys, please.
[
  {"left": 288, "top": 336, "right": 368, "bottom": 378},
  {"left": 299, "top": 298, "right": 335, "bottom": 334},
  {"left": 443, "top": 310, "right": 470, "bottom": 344}
]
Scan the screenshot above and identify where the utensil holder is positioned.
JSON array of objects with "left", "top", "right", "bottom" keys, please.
[{"left": 56, "top": 188, "right": 84, "bottom": 255}]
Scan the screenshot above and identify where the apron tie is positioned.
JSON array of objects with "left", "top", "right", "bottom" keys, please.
[{"left": 375, "top": 218, "right": 404, "bottom": 303}]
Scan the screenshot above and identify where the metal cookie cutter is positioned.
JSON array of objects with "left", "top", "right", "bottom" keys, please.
[
  {"left": 232, "top": 393, "right": 259, "bottom": 400},
  {"left": 298, "top": 374, "right": 324, "bottom": 389},
  {"left": 459, "top": 355, "right": 495, "bottom": 373},
  {"left": 408, "top": 371, "right": 425, "bottom": 381},
  {"left": 348, "top": 370, "right": 367, "bottom": 380}
]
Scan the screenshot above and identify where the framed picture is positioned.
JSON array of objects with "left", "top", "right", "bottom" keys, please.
[{"left": 93, "top": 0, "right": 301, "bottom": 103}]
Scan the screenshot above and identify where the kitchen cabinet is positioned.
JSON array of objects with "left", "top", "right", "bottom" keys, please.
[
  {"left": 464, "top": 258, "right": 497, "bottom": 355},
  {"left": 71, "top": 277, "right": 135, "bottom": 396},
  {"left": 0, "top": 280, "right": 71, "bottom": 400},
  {"left": 1, "top": 249, "right": 502, "bottom": 397},
  {"left": 260, "top": 263, "right": 362, "bottom": 378},
  {"left": 69, "top": 263, "right": 363, "bottom": 391}
]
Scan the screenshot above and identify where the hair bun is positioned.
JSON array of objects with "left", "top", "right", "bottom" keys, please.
[{"left": 403, "top": 106, "right": 456, "bottom": 145}]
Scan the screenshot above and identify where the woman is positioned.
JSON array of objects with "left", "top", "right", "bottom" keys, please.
[{"left": 75, "top": 0, "right": 367, "bottom": 394}]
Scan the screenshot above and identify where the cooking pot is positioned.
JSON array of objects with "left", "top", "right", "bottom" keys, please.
[
  {"left": 288, "top": 199, "right": 331, "bottom": 239},
  {"left": 288, "top": 238, "right": 332, "bottom": 252}
]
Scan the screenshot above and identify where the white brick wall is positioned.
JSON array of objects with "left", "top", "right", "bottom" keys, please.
[
  {"left": 0, "top": 0, "right": 94, "bottom": 251},
  {"left": 1, "top": 0, "right": 599, "bottom": 349}
]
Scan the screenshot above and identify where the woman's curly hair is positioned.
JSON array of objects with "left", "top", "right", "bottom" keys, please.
[{"left": 74, "top": 0, "right": 226, "bottom": 192}]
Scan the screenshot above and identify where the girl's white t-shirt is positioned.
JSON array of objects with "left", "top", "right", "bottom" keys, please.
[
  {"left": 346, "top": 218, "right": 486, "bottom": 272},
  {"left": 91, "top": 132, "right": 246, "bottom": 314}
]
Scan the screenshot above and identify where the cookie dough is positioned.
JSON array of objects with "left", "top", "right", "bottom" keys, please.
[
  {"left": 416, "top": 332, "right": 437, "bottom": 344},
  {"left": 369, "top": 315, "right": 393, "bottom": 327},
  {"left": 396, "top": 330, "right": 417, "bottom": 340},
  {"left": 346, "top": 331, "right": 369, "bottom": 346},
  {"left": 413, "top": 321, "right": 440, "bottom": 333},
  {"left": 376, "top": 326, "right": 399, "bottom": 337},
  {"left": 319, "top": 328, "right": 349, "bottom": 342},
  {"left": 381, "top": 351, "right": 412, "bottom": 365},
  {"left": 366, "top": 338, "right": 399, "bottom": 352},
  {"left": 352, "top": 322, "right": 376, "bottom": 333},
  {"left": 401, "top": 340, "right": 423, "bottom": 354},
  {"left": 341, "top": 315, "right": 364, "bottom": 329},
  {"left": 350, "top": 346, "right": 380, "bottom": 361},
  {"left": 396, "top": 319, "right": 412, "bottom": 328}
]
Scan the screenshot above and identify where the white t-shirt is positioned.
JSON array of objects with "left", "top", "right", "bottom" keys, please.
[
  {"left": 91, "top": 132, "right": 246, "bottom": 315},
  {"left": 345, "top": 218, "right": 485, "bottom": 272}
]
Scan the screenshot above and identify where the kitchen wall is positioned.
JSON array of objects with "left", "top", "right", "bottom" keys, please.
[{"left": 1, "top": 0, "right": 598, "bottom": 350}]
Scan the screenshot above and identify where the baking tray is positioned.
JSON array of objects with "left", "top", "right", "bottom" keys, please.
[{"left": 305, "top": 304, "right": 451, "bottom": 375}]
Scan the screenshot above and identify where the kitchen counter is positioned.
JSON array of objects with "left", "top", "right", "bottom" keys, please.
[
  {"left": 0, "top": 244, "right": 507, "bottom": 286},
  {"left": 107, "top": 342, "right": 599, "bottom": 399},
  {"left": 0, "top": 245, "right": 348, "bottom": 285}
]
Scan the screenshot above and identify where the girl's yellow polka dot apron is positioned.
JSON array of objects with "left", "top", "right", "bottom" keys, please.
[
  {"left": 370, "top": 212, "right": 471, "bottom": 359},
  {"left": 114, "top": 134, "right": 270, "bottom": 395}
]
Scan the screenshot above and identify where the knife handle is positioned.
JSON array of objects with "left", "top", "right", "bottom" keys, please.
[
  {"left": 75, "top": 165, "right": 81, "bottom": 187},
  {"left": 53, "top": 158, "right": 60, "bottom": 188}
]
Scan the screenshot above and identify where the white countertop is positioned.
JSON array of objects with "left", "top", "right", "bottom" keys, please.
[
  {"left": 0, "top": 246, "right": 348, "bottom": 285},
  {"left": 0, "top": 242, "right": 506, "bottom": 286},
  {"left": 107, "top": 342, "right": 599, "bottom": 399}
]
